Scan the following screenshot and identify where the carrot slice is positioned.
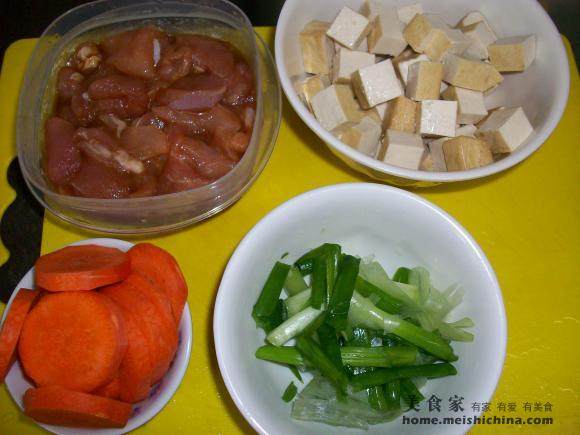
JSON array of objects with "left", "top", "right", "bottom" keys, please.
[
  {"left": 93, "top": 377, "right": 121, "bottom": 400},
  {"left": 24, "top": 385, "right": 132, "bottom": 428},
  {"left": 128, "top": 243, "right": 188, "bottom": 325},
  {"left": 35, "top": 244, "right": 130, "bottom": 291},
  {"left": 19, "top": 292, "right": 127, "bottom": 392},
  {"left": 125, "top": 273, "right": 174, "bottom": 334},
  {"left": 125, "top": 274, "right": 177, "bottom": 384},
  {"left": 0, "top": 289, "right": 41, "bottom": 383},
  {"left": 102, "top": 276, "right": 177, "bottom": 384},
  {"left": 113, "top": 303, "right": 153, "bottom": 403}
]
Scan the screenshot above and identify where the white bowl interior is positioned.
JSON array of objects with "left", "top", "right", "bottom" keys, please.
[
  {"left": 215, "top": 183, "right": 506, "bottom": 435},
  {"left": 275, "top": 0, "right": 569, "bottom": 183},
  {"left": 2, "top": 238, "right": 192, "bottom": 435}
]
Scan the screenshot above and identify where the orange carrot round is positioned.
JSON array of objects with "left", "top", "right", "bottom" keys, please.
[
  {"left": 35, "top": 244, "right": 130, "bottom": 291},
  {"left": 113, "top": 303, "right": 153, "bottom": 403},
  {"left": 24, "top": 385, "right": 132, "bottom": 428},
  {"left": 93, "top": 377, "right": 121, "bottom": 400},
  {"left": 128, "top": 243, "right": 188, "bottom": 325},
  {"left": 19, "top": 292, "right": 127, "bottom": 392},
  {"left": 0, "top": 289, "right": 41, "bottom": 383},
  {"left": 101, "top": 277, "right": 177, "bottom": 384}
]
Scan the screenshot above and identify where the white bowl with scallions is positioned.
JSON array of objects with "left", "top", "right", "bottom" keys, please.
[{"left": 214, "top": 183, "right": 506, "bottom": 434}]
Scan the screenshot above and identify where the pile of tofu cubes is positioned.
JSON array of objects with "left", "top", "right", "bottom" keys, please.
[{"left": 296, "top": 1, "right": 536, "bottom": 172}]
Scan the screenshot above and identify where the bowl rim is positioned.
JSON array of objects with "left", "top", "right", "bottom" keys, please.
[
  {"left": 274, "top": 0, "right": 570, "bottom": 183},
  {"left": 2, "top": 237, "right": 193, "bottom": 435},
  {"left": 17, "top": 0, "right": 276, "bottom": 207},
  {"left": 214, "top": 182, "right": 508, "bottom": 434}
]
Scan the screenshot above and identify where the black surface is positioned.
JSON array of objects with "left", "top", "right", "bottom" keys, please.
[
  {"left": 0, "top": 0, "right": 578, "bottom": 303},
  {"left": 0, "top": 159, "right": 44, "bottom": 302}
]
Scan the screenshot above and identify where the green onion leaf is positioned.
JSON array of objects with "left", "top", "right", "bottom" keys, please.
[
  {"left": 282, "top": 382, "right": 298, "bottom": 402},
  {"left": 252, "top": 262, "right": 291, "bottom": 331}
]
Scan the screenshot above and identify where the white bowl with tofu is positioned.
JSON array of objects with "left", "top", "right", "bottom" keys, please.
[{"left": 275, "top": 0, "right": 570, "bottom": 186}]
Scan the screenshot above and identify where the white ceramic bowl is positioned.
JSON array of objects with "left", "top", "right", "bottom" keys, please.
[
  {"left": 214, "top": 183, "right": 507, "bottom": 434},
  {"left": 275, "top": 0, "right": 570, "bottom": 186},
  {"left": 2, "top": 238, "right": 192, "bottom": 435}
]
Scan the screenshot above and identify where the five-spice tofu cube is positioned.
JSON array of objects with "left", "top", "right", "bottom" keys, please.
[
  {"left": 300, "top": 21, "right": 334, "bottom": 74},
  {"left": 488, "top": 35, "right": 536, "bottom": 72},
  {"left": 397, "top": 3, "right": 424, "bottom": 25},
  {"left": 476, "top": 107, "right": 533, "bottom": 153},
  {"left": 360, "top": 0, "right": 381, "bottom": 22},
  {"left": 443, "top": 136, "right": 493, "bottom": 171},
  {"left": 332, "top": 48, "right": 375, "bottom": 84},
  {"left": 334, "top": 38, "right": 368, "bottom": 53},
  {"left": 421, "top": 137, "right": 448, "bottom": 171},
  {"left": 418, "top": 100, "right": 458, "bottom": 137},
  {"left": 295, "top": 74, "right": 331, "bottom": 111},
  {"left": 395, "top": 53, "right": 429, "bottom": 85},
  {"left": 352, "top": 59, "right": 404, "bottom": 109},
  {"left": 456, "top": 124, "right": 478, "bottom": 137},
  {"left": 461, "top": 21, "right": 498, "bottom": 60},
  {"left": 310, "top": 84, "right": 365, "bottom": 131},
  {"left": 403, "top": 14, "right": 471, "bottom": 61},
  {"left": 373, "top": 102, "right": 390, "bottom": 125},
  {"left": 456, "top": 11, "right": 497, "bottom": 40},
  {"left": 367, "top": 8, "right": 408, "bottom": 57},
  {"left": 380, "top": 129, "right": 426, "bottom": 169},
  {"left": 406, "top": 61, "right": 444, "bottom": 101},
  {"left": 442, "top": 53, "right": 503, "bottom": 92},
  {"left": 334, "top": 116, "right": 382, "bottom": 158},
  {"left": 442, "top": 86, "right": 488, "bottom": 124},
  {"left": 327, "top": 7, "right": 372, "bottom": 49},
  {"left": 385, "top": 96, "right": 418, "bottom": 133}
]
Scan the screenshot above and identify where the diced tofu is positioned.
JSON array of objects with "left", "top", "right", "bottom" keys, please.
[
  {"left": 396, "top": 53, "right": 429, "bottom": 84},
  {"left": 334, "top": 116, "right": 382, "bottom": 157},
  {"left": 352, "top": 59, "right": 404, "bottom": 109},
  {"left": 310, "top": 84, "right": 365, "bottom": 131},
  {"left": 457, "top": 11, "right": 497, "bottom": 40},
  {"left": 380, "top": 129, "right": 426, "bottom": 169},
  {"left": 488, "top": 35, "right": 536, "bottom": 72},
  {"left": 403, "top": 14, "right": 470, "bottom": 61},
  {"left": 456, "top": 124, "right": 478, "bottom": 137},
  {"left": 476, "top": 107, "right": 533, "bottom": 153},
  {"left": 373, "top": 102, "right": 390, "bottom": 124},
  {"left": 442, "top": 86, "right": 488, "bottom": 124},
  {"left": 368, "top": 8, "right": 408, "bottom": 56},
  {"left": 357, "top": 37, "right": 369, "bottom": 52},
  {"left": 418, "top": 100, "right": 458, "bottom": 137},
  {"left": 440, "top": 28, "right": 472, "bottom": 57},
  {"left": 419, "top": 153, "right": 434, "bottom": 171},
  {"left": 443, "top": 136, "right": 493, "bottom": 170},
  {"left": 442, "top": 53, "right": 503, "bottom": 92},
  {"left": 406, "top": 61, "right": 444, "bottom": 101},
  {"left": 426, "top": 137, "right": 448, "bottom": 171},
  {"left": 403, "top": 13, "right": 449, "bottom": 52},
  {"left": 295, "top": 74, "right": 330, "bottom": 111},
  {"left": 335, "top": 38, "right": 368, "bottom": 53},
  {"left": 461, "top": 21, "right": 498, "bottom": 60},
  {"left": 327, "top": 7, "right": 372, "bottom": 49},
  {"left": 299, "top": 21, "right": 334, "bottom": 74},
  {"left": 397, "top": 3, "right": 424, "bottom": 25},
  {"left": 360, "top": 0, "right": 381, "bottom": 22},
  {"left": 332, "top": 48, "right": 375, "bottom": 83},
  {"left": 385, "top": 96, "right": 417, "bottom": 133}
]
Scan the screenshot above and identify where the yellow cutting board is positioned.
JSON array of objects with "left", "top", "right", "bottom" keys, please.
[{"left": 0, "top": 27, "right": 579, "bottom": 434}]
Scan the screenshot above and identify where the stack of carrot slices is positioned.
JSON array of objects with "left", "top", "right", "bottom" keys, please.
[{"left": 0, "top": 242, "right": 188, "bottom": 429}]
